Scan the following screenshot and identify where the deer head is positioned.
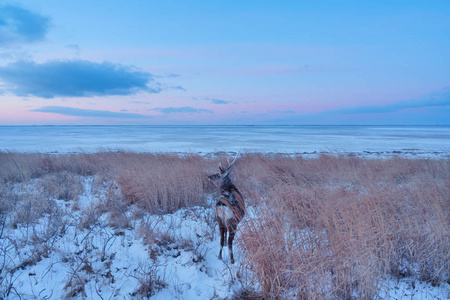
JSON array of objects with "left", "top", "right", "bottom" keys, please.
[{"left": 208, "top": 151, "right": 240, "bottom": 188}]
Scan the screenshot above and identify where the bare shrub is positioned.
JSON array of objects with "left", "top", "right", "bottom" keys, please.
[
  {"left": 0, "top": 182, "right": 15, "bottom": 215},
  {"left": 9, "top": 193, "right": 55, "bottom": 228},
  {"left": 232, "top": 288, "right": 264, "bottom": 300},
  {"left": 130, "top": 264, "right": 166, "bottom": 298},
  {"left": 64, "top": 272, "right": 86, "bottom": 299},
  {"left": 38, "top": 171, "right": 83, "bottom": 201},
  {"left": 78, "top": 201, "right": 107, "bottom": 230},
  {"left": 91, "top": 172, "right": 111, "bottom": 195}
]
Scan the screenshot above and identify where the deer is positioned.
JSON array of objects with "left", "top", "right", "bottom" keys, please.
[{"left": 208, "top": 152, "right": 245, "bottom": 264}]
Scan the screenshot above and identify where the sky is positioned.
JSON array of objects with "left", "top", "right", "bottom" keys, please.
[{"left": 0, "top": 0, "right": 449, "bottom": 125}]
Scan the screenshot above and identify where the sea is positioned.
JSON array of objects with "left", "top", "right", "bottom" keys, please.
[{"left": 0, "top": 125, "right": 449, "bottom": 157}]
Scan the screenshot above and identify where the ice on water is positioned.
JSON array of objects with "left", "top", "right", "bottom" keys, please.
[{"left": 1, "top": 125, "right": 449, "bottom": 157}]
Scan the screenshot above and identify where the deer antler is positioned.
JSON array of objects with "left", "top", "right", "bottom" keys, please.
[
  {"left": 224, "top": 150, "right": 240, "bottom": 170},
  {"left": 218, "top": 150, "right": 241, "bottom": 173}
]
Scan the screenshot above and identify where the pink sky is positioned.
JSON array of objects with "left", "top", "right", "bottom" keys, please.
[{"left": 0, "top": 1, "right": 449, "bottom": 125}]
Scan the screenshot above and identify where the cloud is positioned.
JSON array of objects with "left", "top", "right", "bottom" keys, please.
[
  {"left": 164, "top": 73, "right": 180, "bottom": 78},
  {"left": 0, "top": 59, "right": 163, "bottom": 98},
  {"left": 194, "top": 97, "right": 233, "bottom": 104},
  {"left": 153, "top": 73, "right": 180, "bottom": 78},
  {"left": 273, "top": 110, "right": 296, "bottom": 114},
  {"left": 151, "top": 106, "right": 213, "bottom": 114},
  {"left": 31, "top": 106, "right": 151, "bottom": 119},
  {"left": 130, "top": 101, "right": 151, "bottom": 104},
  {"left": 326, "top": 87, "right": 450, "bottom": 115},
  {"left": 211, "top": 98, "right": 232, "bottom": 104},
  {"left": 268, "top": 87, "right": 450, "bottom": 125},
  {"left": 65, "top": 44, "right": 80, "bottom": 53},
  {"left": 171, "top": 85, "right": 186, "bottom": 91},
  {"left": 0, "top": 5, "right": 50, "bottom": 46}
]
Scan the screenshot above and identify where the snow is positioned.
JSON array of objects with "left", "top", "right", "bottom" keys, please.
[
  {"left": 378, "top": 278, "right": 450, "bottom": 299},
  {"left": 1, "top": 175, "right": 449, "bottom": 298},
  {"left": 0, "top": 125, "right": 449, "bottom": 158},
  {"left": 0, "top": 178, "right": 247, "bottom": 299}
]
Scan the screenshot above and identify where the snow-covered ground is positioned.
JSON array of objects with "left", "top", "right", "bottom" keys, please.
[
  {"left": 1, "top": 176, "right": 449, "bottom": 299},
  {"left": 2, "top": 207, "right": 242, "bottom": 299},
  {"left": 0, "top": 177, "right": 248, "bottom": 299}
]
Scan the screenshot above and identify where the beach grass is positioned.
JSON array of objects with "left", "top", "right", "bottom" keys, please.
[{"left": 0, "top": 151, "right": 448, "bottom": 298}]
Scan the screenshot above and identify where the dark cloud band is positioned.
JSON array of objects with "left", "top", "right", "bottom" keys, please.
[
  {"left": 0, "top": 60, "right": 160, "bottom": 98},
  {"left": 325, "top": 87, "right": 450, "bottom": 115},
  {"left": 152, "top": 106, "right": 213, "bottom": 114},
  {"left": 31, "top": 106, "right": 151, "bottom": 119}
]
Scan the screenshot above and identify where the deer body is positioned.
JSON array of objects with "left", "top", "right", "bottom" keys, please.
[{"left": 208, "top": 154, "right": 245, "bottom": 264}]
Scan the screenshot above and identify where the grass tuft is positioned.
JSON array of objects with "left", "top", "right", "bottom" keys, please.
[{"left": 0, "top": 151, "right": 448, "bottom": 298}]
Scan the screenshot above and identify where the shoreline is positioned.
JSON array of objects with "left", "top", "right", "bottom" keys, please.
[
  {"left": 1, "top": 125, "right": 448, "bottom": 158},
  {"left": 1, "top": 148, "right": 449, "bottom": 159}
]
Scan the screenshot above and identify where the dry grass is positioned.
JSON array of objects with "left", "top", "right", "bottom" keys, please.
[
  {"left": 235, "top": 154, "right": 449, "bottom": 299},
  {"left": 114, "top": 152, "right": 210, "bottom": 213},
  {"left": 0, "top": 151, "right": 448, "bottom": 299},
  {"left": 0, "top": 151, "right": 212, "bottom": 214},
  {"left": 38, "top": 171, "right": 84, "bottom": 201}
]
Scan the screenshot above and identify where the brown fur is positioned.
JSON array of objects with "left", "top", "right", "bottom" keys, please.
[{"left": 208, "top": 159, "right": 245, "bottom": 264}]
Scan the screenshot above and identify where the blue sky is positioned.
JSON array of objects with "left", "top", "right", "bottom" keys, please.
[{"left": 0, "top": 0, "right": 449, "bottom": 125}]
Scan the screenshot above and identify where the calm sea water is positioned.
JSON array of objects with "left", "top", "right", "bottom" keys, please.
[{"left": 0, "top": 125, "right": 449, "bottom": 156}]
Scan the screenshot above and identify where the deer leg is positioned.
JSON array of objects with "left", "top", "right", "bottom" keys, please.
[
  {"left": 228, "top": 226, "right": 237, "bottom": 264},
  {"left": 218, "top": 219, "right": 226, "bottom": 260}
]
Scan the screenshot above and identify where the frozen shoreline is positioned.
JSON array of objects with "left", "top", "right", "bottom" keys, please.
[
  {"left": 1, "top": 148, "right": 449, "bottom": 160},
  {"left": 1, "top": 125, "right": 449, "bottom": 158}
]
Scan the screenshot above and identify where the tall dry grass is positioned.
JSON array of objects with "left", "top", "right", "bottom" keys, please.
[
  {"left": 0, "top": 152, "right": 448, "bottom": 299},
  {"left": 114, "top": 152, "right": 211, "bottom": 213},
  {"left": 0, "top": 151, "right": 213, "bottom": 216},
  {"left": 234, "top": 154, "right": 449, "bottom": 299}
]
